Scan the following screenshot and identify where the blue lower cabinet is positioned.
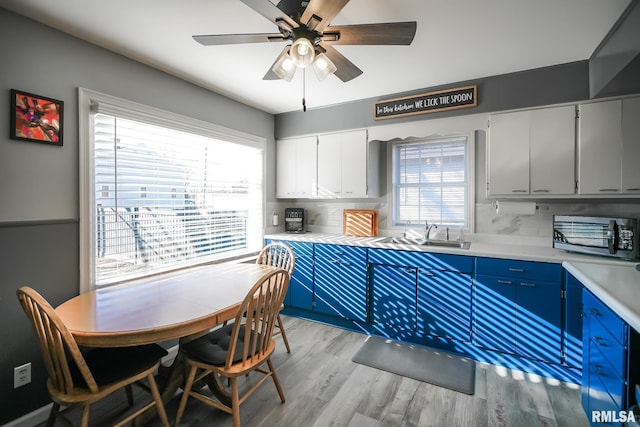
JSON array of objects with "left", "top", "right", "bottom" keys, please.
[
  {"left": 475, "top": 273, "right": 562, "bottom": 363},
  {"left": 417, "top": 269, "right": 472, "bottom": 341},
  {"left": 515, "top": 279, "right": 562, "bottom": 362},
  {"left": 266, "top": 240, "right": 314, "bottom": 311},
  {"left": 581, "top": 289, "right": 636, "bottom": 427},
  {"left": 565, "top": 272, "right": 584, "bottom": 369},
  {"left": 313, "top": 244, "right": 368, "bottom": 322},
  {"left": 475, "top": 274, "right": 517, "bottom": 353},
  {"left": 371, "top": 264, "right": 417, "bottom": 336}
]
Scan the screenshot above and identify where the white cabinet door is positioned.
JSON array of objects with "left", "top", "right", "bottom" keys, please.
[
  {"left": 340, "top": 130, "right": 368, "bottom": 197},
  {"left": 317, "top": 133, "right": 342, "bottom": 197},
  {"left": 276, "top": 138, "right": 297, "bottom": 198},
  {"left": 276, "top": 136, "right": 317, "bottom": 198},
  {"left": 295, "top": 136, "right": 318, "bottom": 198},
  {"left": 488, "top": 110, "right": 530, "bottom": 196},
  {"left": 578, "top": 100, "right": 622, "bottom": 195},
  {"left": 529, "top": 105, "right": 576, "bottom": 195},
  {"left": 317, "top": 129, "right": 369, "bottom": 198},
  {"left": 622, "top": 97, "right": 640, "bottom": 194}
]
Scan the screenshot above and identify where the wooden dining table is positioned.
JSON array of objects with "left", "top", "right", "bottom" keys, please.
[{"left": 55, "top": 262, "right": 280, "bottom": 425}]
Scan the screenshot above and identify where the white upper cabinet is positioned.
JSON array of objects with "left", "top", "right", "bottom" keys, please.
[
  {"left": 317, "top": 129, "right": 378, "bottom": 198},
  {"left": 488, "top": 110, "right": 530, "bottom": 196},
  {"left": 577, "top": 97, "right": 640, "bottom": 196},
  {"left": 578, "top": 100, "right": 622, "bottom": 195},
  {"left": 621, "top": 97, "right": 640, "bottom": 194},
  {"left": 488, "top": 105, "right": 576, "bottom": 197},
  {"left": 276, "top": 136, "right": 317, "bottom": 198},
  {"left": 529, "top": 106, "right": 576, "bottom": 195}
]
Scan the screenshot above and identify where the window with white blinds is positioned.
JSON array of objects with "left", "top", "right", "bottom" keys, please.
[
  {"left": 79, "top": 89, "right": 264, "bottom": 288},
  {"left": 392, "top": 136, "right": 469, "bottom": 228}
]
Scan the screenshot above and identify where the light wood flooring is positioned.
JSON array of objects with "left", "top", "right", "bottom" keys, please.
[{"left": 39, "top": 316, "right": 590, "bottom": 427}]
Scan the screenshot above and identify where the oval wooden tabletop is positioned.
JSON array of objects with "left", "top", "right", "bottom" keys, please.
[{"left": 56, "top": 263, "right": 278, "bottom": 347}]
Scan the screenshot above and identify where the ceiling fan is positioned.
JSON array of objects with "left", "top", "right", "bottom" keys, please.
[{"left": 193, "top": 0, "right": 417, "bottom": 83}]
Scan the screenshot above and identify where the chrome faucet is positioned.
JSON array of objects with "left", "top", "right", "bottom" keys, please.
[{"left": 424, "top": 221, "right": 438, "bottom": 241}]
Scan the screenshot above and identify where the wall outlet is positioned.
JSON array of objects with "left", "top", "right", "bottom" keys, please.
[{"left": 14, "top": 362, "right": 31, "bottom": 388}]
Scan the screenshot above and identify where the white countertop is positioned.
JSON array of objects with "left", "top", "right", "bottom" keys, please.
[
  {"left": 563, "top": 261, "right": 640, "bottom": 333},
  {"left": 266, "top": 232, "right": 633, "bottom": 265}
]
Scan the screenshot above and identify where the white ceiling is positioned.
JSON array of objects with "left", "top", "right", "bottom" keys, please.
[{"left": 2, "top": 0, "right": 631, "bottom": 114}]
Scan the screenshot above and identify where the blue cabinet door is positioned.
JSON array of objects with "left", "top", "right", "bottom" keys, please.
[
  {"left": 565, "top": 272, "right": 584, "bottom": 369},
  {"left": 266, "top": 240, "right": 314, "bottom": 311},
  {"left": 515, "top": 280, "right": 562, "bottom": 363},
  {"left": 417, "top": 269, "right": 472, "bottom": 341},
  {"left": 475, "top": 274, "right": 517, "bottom": 353},
  {"left": 314, "top": 244, "right": 368, "bottom": 321},
  {"left": 371, "top": 264, "right": 417, "bottom": 336},
  {"left": 289, "top": 252, "right": 314, "bottom": 310}
]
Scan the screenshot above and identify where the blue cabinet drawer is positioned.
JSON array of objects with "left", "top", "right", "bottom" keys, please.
[
  {"left": 584, "top": 291, "right": 627, "bottom": 347},
  {"left": 475, "top": 257, "right": 561, "bottom": 282},
  {"left": 590, "top": 314, "right": 626, "bottom": 379},
  {"left": 315, "top": 243, "right": 367, "bottom": 262},
  {"left": 368, "top": 248, "right": 472, "bottom": 273},
  {"left": 589, "top": 342, "right": 625, "bottom": 410}
]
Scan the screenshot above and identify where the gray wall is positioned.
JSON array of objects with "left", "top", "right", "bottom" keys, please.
[
  {"left": 274, "top": 61, "right": 590, "bottom": 138},
  {"left": 0, "top": 8, "right": 275, "bottom": 424}
]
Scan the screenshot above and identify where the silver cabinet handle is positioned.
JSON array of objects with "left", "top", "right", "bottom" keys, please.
[
  {"left": 532, "top": 189, "right": 550, "bottom": 193},
  {"left": 508, "top": 268, "right": 525, "bottom": 273},
  {"left": 497, "top": 280, "right": 512, "bottom": 285},
  {"left": 593, "top": 336, "right": 608, "bottom": 347},
  {"left": 599, "top": 189, "right": 619, "bottom": 192},
  {"left": 511, "top": 190, "right": 528, "bottom": 193},
  {"left": 520, "top": 282, "right": 536, "bottom": 287}
]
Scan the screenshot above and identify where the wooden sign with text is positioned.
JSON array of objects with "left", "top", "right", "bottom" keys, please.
[{"left": 374, "top": 85, "right": 477, "bottom": 120}]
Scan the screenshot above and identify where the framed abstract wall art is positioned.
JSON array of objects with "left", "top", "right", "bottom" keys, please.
[{"left": 10, "top": 89, "right": 64, "bottom": 146}]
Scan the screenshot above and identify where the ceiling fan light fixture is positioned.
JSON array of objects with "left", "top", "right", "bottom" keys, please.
[
  {"left": 272, "top": 47, "right": 296, "bottom": 81},
  {"left": 312, "top": 52, "right": 337, "bottom": 81},
  {"left": 290, "top": 37, "right": 315, "bottom": 68}
]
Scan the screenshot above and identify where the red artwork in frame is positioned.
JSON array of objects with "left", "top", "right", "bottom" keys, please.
[{"left": 10, "top": 89, "right": 64, "bottom": 146}]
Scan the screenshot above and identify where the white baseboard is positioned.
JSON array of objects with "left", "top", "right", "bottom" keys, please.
[
  {"left": 4, "top": 344, "right": 179, "bottom": 427},
  {"left": 3, "top": 403, "right": 52, "bottom": 427}
]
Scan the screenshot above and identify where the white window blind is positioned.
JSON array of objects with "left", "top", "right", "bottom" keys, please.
[
  {"left": 92, "top": 112, "right": 263, "bottom": 286},
  {"left": 393, "top": 137, "right": 468, "bottom": 228}
]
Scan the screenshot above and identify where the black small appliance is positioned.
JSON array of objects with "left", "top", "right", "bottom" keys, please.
[{"left": 285, "top": 208, "right": 305, "bottom": 233}]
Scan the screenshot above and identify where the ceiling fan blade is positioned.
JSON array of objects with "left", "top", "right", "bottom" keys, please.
[
  {"left": 239, "top": 0, "right": 298, "bottom": 29},
  {"left": 323, "top": 22, "right": 417, "bottom": 45},
  {"left": 321, "top": 44, "right": 363, "bottom": 82},
  {"left": 193, "top": 33, "right": 286, "bottom": 46},
  {"left": 301, "top": 0, "right": 350, "bottom": 32}
]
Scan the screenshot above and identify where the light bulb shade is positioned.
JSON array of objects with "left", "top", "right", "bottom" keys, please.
[
  {"left": 272, "top": 47, "right": 296, "bottom": 81},
  {"left": 290, "top": 38, "right": 315, "bottom": 68},
  {"left": 312, "top": 53, "right": 337, "bottom": 81}
]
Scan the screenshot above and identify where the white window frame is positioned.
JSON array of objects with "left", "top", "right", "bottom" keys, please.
[
  {"left": 389, "top": 133, "right": 475, "bottom": 234},
  {"left": 78, "top": 88, "right": 266, "bottom": 293}
]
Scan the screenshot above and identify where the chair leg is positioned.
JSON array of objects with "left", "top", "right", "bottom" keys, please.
[
  {"left": 126, "top": 384, "right": 134, "bottom": 407},
  {"left": 230, "top": 377, "right": 241, "bottom": 427},
  {"left": 276, "top": 314, "right": 291, "bottom": 353},
  {"left": 147, "top": 373, "right": 170, "bottom": 427},
  {"left": 46, "top": 403, "right": 60, "bottom": 427},
  {"left": 267, "top": 358, "right": 285, "bottom": 403},
  {"left": 174, "top": 365, "right": 198, "bottom": 427},
  {"left": 80, "top": 405, "right": 91, "bottom": 427}
]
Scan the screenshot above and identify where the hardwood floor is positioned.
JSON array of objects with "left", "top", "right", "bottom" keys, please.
[{"left": 40, "top": 316, "right": 590, "bottom": 427}]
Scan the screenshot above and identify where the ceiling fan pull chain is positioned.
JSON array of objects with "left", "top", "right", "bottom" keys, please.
[{"left": 302, "top": 67, "right": 307, "bottom": 112}]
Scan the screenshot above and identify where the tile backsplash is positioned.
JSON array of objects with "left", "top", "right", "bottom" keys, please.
[{"left": 269, "top": 200, "right": 640, "bottom": 238}]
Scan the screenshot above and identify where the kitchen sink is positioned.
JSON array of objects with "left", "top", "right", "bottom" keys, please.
[{"left": 378, "top": 236, "right": 471, "bottom": 249}]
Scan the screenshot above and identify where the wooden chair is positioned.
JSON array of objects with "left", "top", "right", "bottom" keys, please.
[
  {"left": 16, "top": 286, "right": 170, "bottom": 427},
  {"left": 256, "top": 242, "right": 295, "bottom": 353},
  {"left": 174, "top": 268, "right": 290, "bottom": 427}
]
